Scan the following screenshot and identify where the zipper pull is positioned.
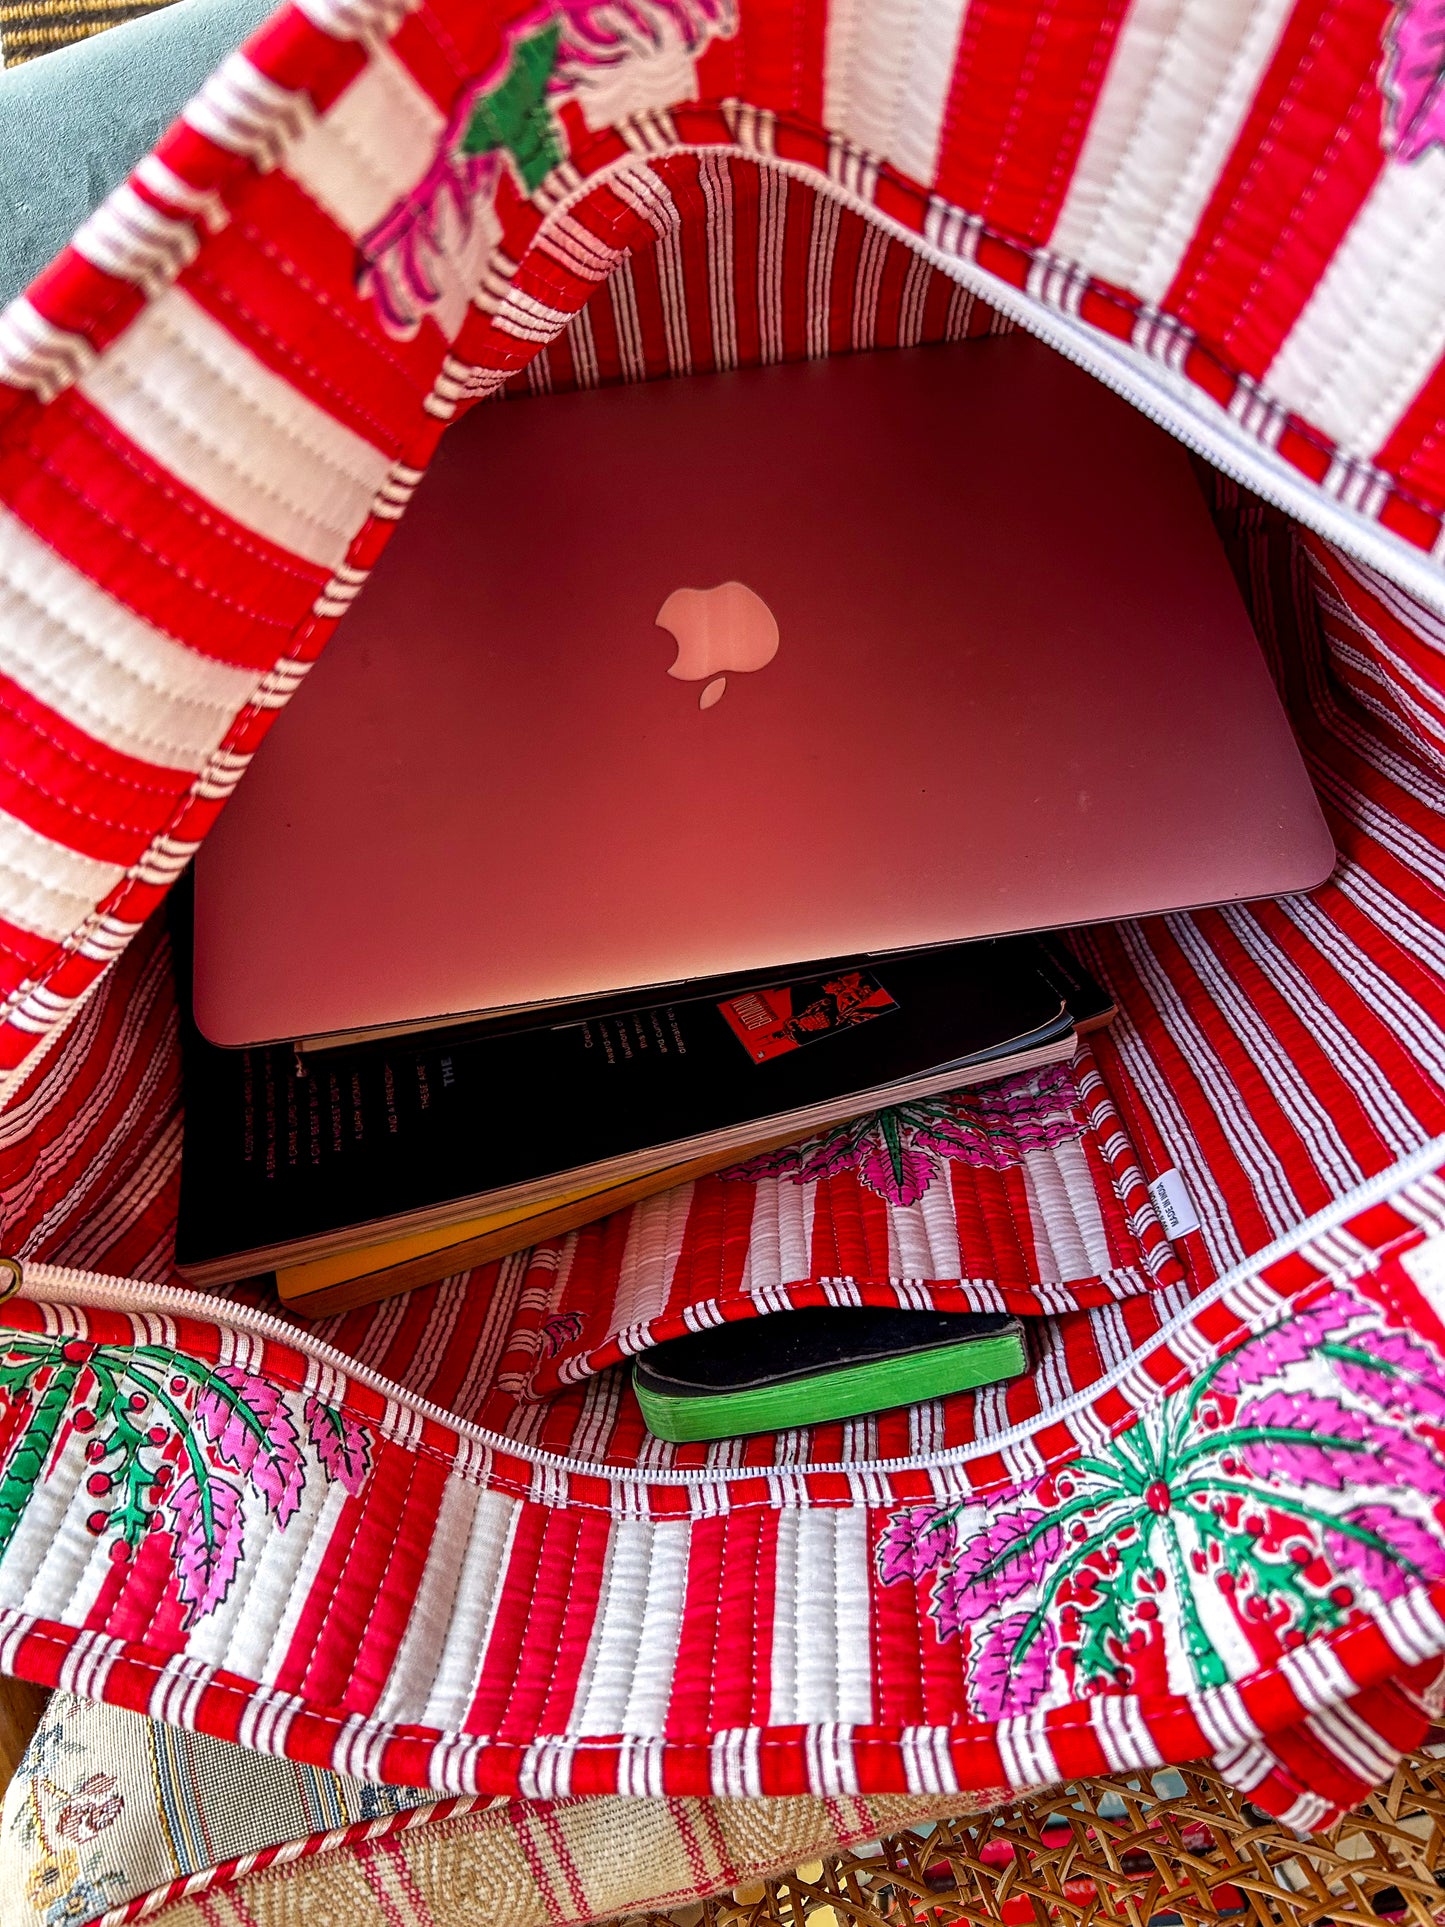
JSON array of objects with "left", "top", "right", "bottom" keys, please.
[{"left": 0, "top": 1257, "right": 22, "bottom": 1303}]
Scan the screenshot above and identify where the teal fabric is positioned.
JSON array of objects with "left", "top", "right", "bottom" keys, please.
[{"left": 0, "top": 0, "right": 273, "bottom": 307}]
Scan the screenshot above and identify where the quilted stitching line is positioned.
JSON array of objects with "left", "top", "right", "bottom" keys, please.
[
  {"left": 19, "top": 426, "right": 306, "bottom": 640},
  {"left": 190, "top": 264, "right": 416, "bottom": 452},
  {"left": 4, "top": 1561, "right": 1445, "bottom": 1778},
  {"left": 0, "top": 572, "right": 240, "bottom": 763},
  {"left": 6, "top": 1205, "right": 1435, "bottom": 1515},
  {"left": 92, "top": 321, "right": 383, "bottom": 540},
  {"left": 62, "top": 397, "right": 327, "bottom": 589},
  {"left": 1171, "top": 0, "right": 1349, "bottom": 317}
]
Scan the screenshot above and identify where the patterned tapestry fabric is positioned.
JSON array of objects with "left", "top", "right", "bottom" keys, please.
[
  {"left": 0, "top": 1691, "right": 970, "bottom": 1926},
  {"left": 0, "top": 0, "right": 173, "bottom": 67},
  {"left": 0, "top": 1691, "right": 435, "bottom": 1925}
]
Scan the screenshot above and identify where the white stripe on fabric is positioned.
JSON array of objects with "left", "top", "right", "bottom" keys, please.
[
  {"left": 71, "top": 183, "right": 201, "bottom": 296},
  {"left": 0, "top": 296, "right": 96, "bottom": 401},
  {"left": 1091, "top": 1694, "right": 1164, "bottom": 1771},
  {"left": 194, "top": 1435, "right": 342, "bottom": 1677},
  {"left": 741, "top": 1177, "right": 816, "bottom": 1307},
  {"left": 1264, "top": 151, "right": 1445, "bottom": 458},
  {"left": 1279, "top": 1641, "right": 1356, "bottom": 1713},
  {"left": 1048, "top": 0, "right": 1296, "bottom": 304},
  {"left": 1171, "top": 916, "right": 1365, "bottom": 1195},
  {"left": 1280, "top": 1789, "right": 1335, "bottom": 1830},
  {"left": 610, "top": 1184, "right": 697, "bottom": 1359},
  {"left": 994, "top": 1707, "right": 1057, "bottom": 1790},
  {"left": 419, "top": 1488, "right": 521, "bottom": 1730},
  {"left": 805, "top": 1723, "right": 861, "bottom": 1797},
  {"left": 885, "top": 1171, "right": 963, "bottom": 1282},
  {"left": 710, "top": 1726, "right": 764, "bottom": 1797},
  {"left": 1191, "top": 1682, "right": 1260, "bottom": 1753},
  {"left": 824, "top": 0, "right": 971, "bottom": 189},
  {"left": 806, "top": 190, "right": 842, "bottom": 359},
  {"left": 0, "top": 503, "right": 259, "bottom": 771},
  {"left": 698, "top": 154, "right": 738, "bottom": 369},
  {"left": 769, "top": 1505, "right": 873, "bottom": 1727},
  {"left": 758, "top": 166, "right": 788, "bottom": 364},
  {"left": 80, "top": 289, "right": 393, "bottom": 571},
  {"left": 0, "top": 810, "right": 124, "bottom": 945},
  {"left": 1307, "top": 1702, "right": 1401, "bottom": 1785},
  {"left": 572, "top": 1518, "right": 690, "bottom": 1736},
  {"left": 901, "top": 1725, "right": 959, "bottom": 1795},
  {"left": 372, "top": 1472, "right": 482, "bottom": 1722},
  {"left": 1017, "top": 1139, "right": 1109, "bottom": 1280},
  {"left": 285, "top": 47, "right": 445, "bottom": 241},
  {"left": 184, "top": 51, "right": 314, "bottom": 167},
  {"left": 250, "top": 1480, "right": 353, "bottom": 1687}
]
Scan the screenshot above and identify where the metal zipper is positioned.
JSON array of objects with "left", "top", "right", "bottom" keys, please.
[
  {"left": 6, "top": 152, "right": 1444, "bottom": 1483},
  {"left": 6, "top": 1129, "right": 1444, "bottom": 1487}
]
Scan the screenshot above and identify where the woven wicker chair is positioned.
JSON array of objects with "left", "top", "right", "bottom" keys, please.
[{"left": 646, "top": 1754, "right": 1445, "bottom": 1927}]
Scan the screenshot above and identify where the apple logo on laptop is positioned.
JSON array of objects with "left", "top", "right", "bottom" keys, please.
[{"left": 656, "top": 581, "right": 779, "bottom": 709}]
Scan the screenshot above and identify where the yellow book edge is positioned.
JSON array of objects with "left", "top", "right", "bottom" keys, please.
[
  {"left": 272, "top": 1031, "right": 1084, "bottom": 1318},
  {"left": 273, "top": 1125, "right": 812, "bottom": 1317}
]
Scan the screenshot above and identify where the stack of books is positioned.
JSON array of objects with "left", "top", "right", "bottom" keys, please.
[{"left": 176, "top": 934, "right": 1111, "bottom": 1316}]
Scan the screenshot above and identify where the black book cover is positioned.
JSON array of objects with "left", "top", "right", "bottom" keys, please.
[{"left": 175, "top": 935, "right": 1071, "bottom": 1277}]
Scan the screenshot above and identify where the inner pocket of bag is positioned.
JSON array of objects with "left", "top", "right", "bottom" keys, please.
[{"left": 491, "top": 1037, "right": 1189, "bottom": 1414}]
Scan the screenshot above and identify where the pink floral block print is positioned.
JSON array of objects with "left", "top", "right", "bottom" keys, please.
[{"left": 875, "top": 1278, "right": 1445, "bottom": 1725}]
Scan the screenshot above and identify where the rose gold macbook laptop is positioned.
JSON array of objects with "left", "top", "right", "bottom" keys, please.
[{"left": 191, "top": 335, "right": 1334, "bottom": 1051}]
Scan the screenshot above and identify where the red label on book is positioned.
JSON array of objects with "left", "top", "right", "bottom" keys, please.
[{"left": 718, "top": 970, "right": 898, "bottom": 1063}]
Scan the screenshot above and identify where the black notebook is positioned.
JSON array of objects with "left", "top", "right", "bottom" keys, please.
[{"left": 175, "top": 937, "right": 1077, "bottom": 1286}]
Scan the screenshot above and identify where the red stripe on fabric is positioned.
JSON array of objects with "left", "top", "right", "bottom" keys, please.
[
  {"left": 240, "top": 1, "right": 368, "bottom": 109},
  {"left": 3, "top": 389, "right": 327, "bottom": 673},
  {"left": 693, "top": 4, "right": 826, "bottom": 122},
  {"left": 1161, "top": 0, "right": 1390, "bottom": 375},
  {"left": 0, "top": 674, "right": 190, "bottom": 868},
  {"left": 810, "top": 1170, "right": 892, "bottom": 1281},
  {"left": 1375, "top": 353, "right": 1445, "bottom": 516},
  {"left": 657, "top": 155, "right": 728, "bottom": 377},
  {"left": 388, "top": 7, "right": 474, "bottom": 114},
  {"left": 728, "top": 166, "right": 764, "bottom": 372},
  {"left": 931, "top": 0, "right": 1130, "bottom": 242},
  {"left": 624, "top": 240, "right": 678, "bottom": 380},
  {"left": 823, "top": 209, "right": 867, "bottom": 359},
  {"left": 186, "top": 174, "right": 446, "bottom": 454},
  {"left": 7, "top": 937, "right": 181, "bottom": 1276},
  {"left": 660, "top": 1179, "right": 758, "bottom": 1331},
  {"left": 1251, "top": 893, "right": 1444, "bottom": 1146},
  {"left": 24, "top": 249, "right": 145, "bottom": 355},
  {"left": 501, "top": 1509, "right": 612, "bottom": 1738},
  {"left": 869, "top": 1504, "right": 969, "bottom": 1729},
  {"left": 462, "top": 1502, "right": 550, "bottom": 1734},
  {"left": 269, "top": 1471, "right": 372, "bottom": 1699},
  {"left": 778, "top": 169, "right": 816, "bottom": 359},
  {"left": 0, "top": 917, "right": 88, "bottom": 1000},
  {"left": 668, "top": 1507, "right": 779, "bottom": 1731},
  {"left": 333, "top": 1441, "right": 455, "bottom": 1715}
]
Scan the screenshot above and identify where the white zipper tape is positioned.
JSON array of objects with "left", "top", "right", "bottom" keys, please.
[{"left": 7, "top": 1130, "right": 1445, "bottom": 1487}]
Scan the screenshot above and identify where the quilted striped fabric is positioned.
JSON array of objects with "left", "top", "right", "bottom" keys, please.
[
  {"left": 504, "top": 1048, "right": 1183, "bottom": 1401},
  {"left": 2, "top": 0, "right": 1445, "bottom": 1900},
  {"left": 3, "top": 0, "right": 1445, "bottom": 1081},
  {"left": 1, "top": 1162, "right": 1445, "bottom": 1839}
]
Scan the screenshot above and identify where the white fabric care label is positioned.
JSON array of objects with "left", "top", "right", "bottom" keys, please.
[{"left": 1148, "top": 1167, "right": 1202, "bottom": 1241}]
